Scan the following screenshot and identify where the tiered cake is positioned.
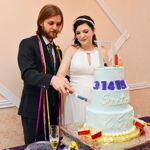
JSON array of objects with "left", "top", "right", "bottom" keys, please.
[{"left": 85, "top": 67, "right": 139, "bottom": 141}]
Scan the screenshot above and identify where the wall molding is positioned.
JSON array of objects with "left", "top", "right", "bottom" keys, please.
[
  {"left": 0, "top": 84, "right": 20, "bottom": 108},
  {"left": 96, "top": 0, "right": 130, "bottom": 60},
  {"left": 129, "top": 82, "right": 150, "bottom": 91},
  {"left": 0, "top": 99, "right": 15, "bottom": 108}
]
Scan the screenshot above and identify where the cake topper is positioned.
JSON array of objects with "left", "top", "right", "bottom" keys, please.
[{"left": 114, "top": 54, "right": 123, "bottom": 67}]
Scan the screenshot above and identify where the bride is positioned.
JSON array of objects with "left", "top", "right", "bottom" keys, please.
[{"left": 57, "top": 15, "right": 108, "bottom": 124}]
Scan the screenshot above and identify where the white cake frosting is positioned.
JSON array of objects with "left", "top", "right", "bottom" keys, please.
[{"left": 86, "top": 67, "right": 135, "bottom": 135}]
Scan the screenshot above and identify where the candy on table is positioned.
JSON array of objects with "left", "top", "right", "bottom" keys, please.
[
  {"left": 77, "top": 128, "right": 90, "bottom": 135},
  {"left": 134, "top": 118, "right": 145, "bottom": 129},
  {"left": 77, "top": 123, "right": 90, "bottom": 136},
  {"left": 91, "top": 130, "right": 102, "bottom": 139}
]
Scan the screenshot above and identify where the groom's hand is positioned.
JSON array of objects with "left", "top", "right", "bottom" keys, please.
[{"left": 51, "top": 76, "right": 74, "bottom": 94}]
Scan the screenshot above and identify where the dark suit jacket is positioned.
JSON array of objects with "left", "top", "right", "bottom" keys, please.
[{"left": 18, "top": 35, "right": 62, "bottom": 124}]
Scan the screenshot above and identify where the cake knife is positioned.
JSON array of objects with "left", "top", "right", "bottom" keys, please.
[{"left": 74, "top": 93, "right": 88, "bottom": 102}]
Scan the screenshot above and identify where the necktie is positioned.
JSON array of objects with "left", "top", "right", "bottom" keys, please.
[{"left": 47, "top": 43, "right": 55, "bottom": 72}]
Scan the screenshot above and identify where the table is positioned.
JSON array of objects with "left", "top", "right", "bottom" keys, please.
[
  {"left": 4, "top": 143, "right": 67, "bottom": 150},
  {"left": 60, "top": 124, "right": 150, "bottom": 150},
  {"left": 5, "top": 117, "right": 150, "bottom": 150}
]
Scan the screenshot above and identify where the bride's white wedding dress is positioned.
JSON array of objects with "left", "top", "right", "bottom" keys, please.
[{"left": 64, "top": 47, "right": 104, "bottom": 124}]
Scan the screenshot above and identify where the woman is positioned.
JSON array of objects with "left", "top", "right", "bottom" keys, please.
[{"left": 57, "top": 15, "right": 104, "bottom": 124}]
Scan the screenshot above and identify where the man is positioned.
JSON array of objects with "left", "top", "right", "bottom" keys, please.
[{"left": 18, "top": 4, "right": 73, "bottom": 144}]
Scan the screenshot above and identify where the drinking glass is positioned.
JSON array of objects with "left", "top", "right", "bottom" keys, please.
[{"left": 49, "top": 125, "right": 59, "bottom": 150}]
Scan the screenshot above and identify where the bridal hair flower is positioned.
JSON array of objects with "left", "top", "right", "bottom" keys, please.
[{"left": 73, "top": 18, "right": 95, "bottom": 27}]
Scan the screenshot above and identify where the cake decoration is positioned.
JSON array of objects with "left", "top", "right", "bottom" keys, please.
[
  {"left": 101, "top": 91, "right": 129, "bottom": 105},
  {"left": 93, "top": 80, "right": 127, "bottom": 90},
  {"left": 114, "top": 54, "right": 123, "bottom": 67},
  {"left": 77, "top": 128, "right": 90, "bottom": 136},
  {"left": 77, "top": 125, "right": 102, "bottom": 139},
  {"left": 134, "top": 118, "right": 145, "bottom": 129},
  {"left": 91, "top": 130, "right": 102, "bottom": 139},
  {"left": 114, "top": 54, "right": 119, "bottom": 66}
]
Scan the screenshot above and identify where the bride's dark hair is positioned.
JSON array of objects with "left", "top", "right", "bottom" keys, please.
[{"left": 73, "top": 15, "right": 97, "bottom": 47}]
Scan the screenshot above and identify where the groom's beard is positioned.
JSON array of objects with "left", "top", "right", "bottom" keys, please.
[{"left": 41, "top": 27, "right": 59, "bottom": 41}]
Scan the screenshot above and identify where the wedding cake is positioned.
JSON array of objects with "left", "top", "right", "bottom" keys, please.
[{"left": 84, "top": 67, "right": 140, "bottom": 141}]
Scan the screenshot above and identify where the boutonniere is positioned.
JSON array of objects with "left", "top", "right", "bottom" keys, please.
[
  {"left": 56, "top": 45, "right": 61, "bottom": 53},
  {"left": 55, "top": 45, "right": 62, "bottom": 61}
]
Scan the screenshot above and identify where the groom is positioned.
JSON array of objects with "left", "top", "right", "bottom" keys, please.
[{"left": 18, "top": 4, "right": 73, "bottom": 144}]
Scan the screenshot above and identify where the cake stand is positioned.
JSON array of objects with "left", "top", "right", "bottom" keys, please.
[{"left": 60, "top": 123, "right": 150, "bottom": 150}]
